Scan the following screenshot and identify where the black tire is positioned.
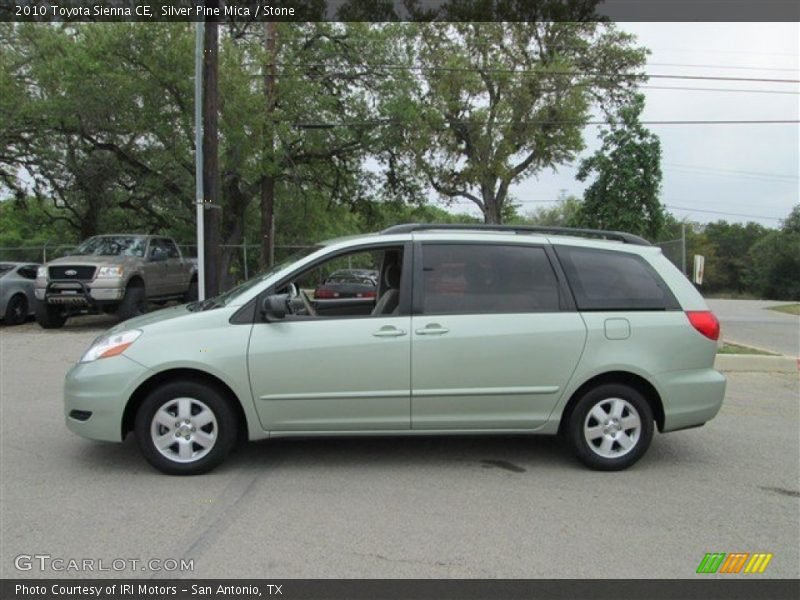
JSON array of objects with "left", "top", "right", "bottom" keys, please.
[
  {"left": 183, "top": 279, "right": 198, "bottom": 303},
  {"left": 134, "top": 380, "right": 238, "bottom": 475},
  {"left": 567, "top": 383, "right": 654, "bottom": 471},
  {"left": 118, "top": 283, "right": 147, "bottom": 321},
  {"left": 4, "top": 294, "right": 28, "bottom": 326},
  {"left": 34, "top": 299, "right": 67, "bottom": 329}
]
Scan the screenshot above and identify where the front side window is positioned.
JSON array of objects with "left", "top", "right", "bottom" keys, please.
[
  {"left": 274, "top": 246, "right": 403, "bottom": 319},
  {"left": 420, "top": 244, "right": 561, "bottom": 315},
  {"left": 554, "top": 246, "right": 679, "bottom": 311}
]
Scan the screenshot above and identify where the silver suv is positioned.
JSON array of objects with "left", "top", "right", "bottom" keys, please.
[{"left": 63, "top": 224, "right": 726, "bottom": 474}]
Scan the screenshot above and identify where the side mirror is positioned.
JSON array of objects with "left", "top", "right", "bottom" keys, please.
[{"left": 261, "top": 294, "right": 289, "bottom": 321}]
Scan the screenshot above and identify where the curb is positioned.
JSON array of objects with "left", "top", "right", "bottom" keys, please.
[{"left": 715, "top": 354, "right": 798, "bottom": 373}]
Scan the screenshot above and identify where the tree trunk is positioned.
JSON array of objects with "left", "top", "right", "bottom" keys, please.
[
  {"left": 482, "top": 198, "right": 501, "bottom": 224},
  {"left": 202, "top": 5, "right": 222, "bottom": 296},
  {"left": 259, "top": 21, "right": 278, "bottom": 270}
]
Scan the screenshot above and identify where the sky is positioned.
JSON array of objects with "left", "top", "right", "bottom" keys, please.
[{"left": 446, "top": 22, "right": 800, "bottom": 230}]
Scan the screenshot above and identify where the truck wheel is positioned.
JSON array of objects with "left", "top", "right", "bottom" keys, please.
[
  {"left": 118, "top": 284, "right": 147, "bottom": 321},
  {"left": 183, "top": 279, "right": 198, "bottom": 303},
  {"left": 4, "top": 294, "right": 28, "bottom": 326},
  {"left": 34, "top": 299, "right": 67, "bottom": 329},
  {"left": 134, "top": 380, "right": 238, "bottom": 475}
]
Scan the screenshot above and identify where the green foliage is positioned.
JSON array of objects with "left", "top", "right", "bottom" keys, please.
[
  {"left": 745, "top": 206, "right": 800, "bottom": 301},
  {"left": 575, "top": 94, "right": 665, "bottom": 240},
  {"left": 703, "top": 220, "right": 768, "bottom": 293},
  {"left": 523, "top": 194, "right": 582, "bottom": 227},
  {"left": 383, "top": 20, "right": 647, "bottom": 223}
]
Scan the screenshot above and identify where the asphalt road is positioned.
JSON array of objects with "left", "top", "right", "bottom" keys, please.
[
  {"left": 707, "top": 299, "right": 799, "bottom": 358},
  {"left": 0, "top": 317, "right": 798, "bottom": 580}
]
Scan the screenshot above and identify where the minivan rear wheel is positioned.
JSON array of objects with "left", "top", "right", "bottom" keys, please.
[
  {"left": 134, "top": 380, "right": 238, "bottom": 475},
  {"left": 567, "top": 383, "right": 654, "bottom": 471}
]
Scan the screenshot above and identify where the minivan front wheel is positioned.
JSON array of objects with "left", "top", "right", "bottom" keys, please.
[
  {"left": 567, "top": 384, "right": 654, "bottom": 471},
  {"left": 134, "top": 381, "right": 238, "bottom": 475}
]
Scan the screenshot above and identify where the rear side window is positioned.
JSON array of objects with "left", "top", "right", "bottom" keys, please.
[
  {"left": 162, "top": 239, "right": 180, "bottom": 259},
  {"left": 421, "top": 244, "right": 561, "bottom": 315},
  {"left": 554, "top": 246, "right": 679, "bottom": 311}
]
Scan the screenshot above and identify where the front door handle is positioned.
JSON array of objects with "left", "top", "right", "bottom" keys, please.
[
  {"left": 415, "top": 324, "right": 449, "bottom": 336},
  {"left": 372, "top": 326, "right": 407, "bottom": 338}
]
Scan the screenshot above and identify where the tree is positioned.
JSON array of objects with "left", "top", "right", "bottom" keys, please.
[
  {"left": 703, "top": 220, "right": 768, "bottom": 293},
  {"left": 574, "top": 94, "right": 665, "bottom": 239},
  {"left": 385, "top": 20, "right": 646, "bottom": 223},
  {"left": 523, "top": 193, "right": 582, "bottom": 227},
  {"left": 746, "top": 206, "right": 800, "bottom": 300},
  {"left": 0, "top": 23, "right": 197, "bottom": 239}
]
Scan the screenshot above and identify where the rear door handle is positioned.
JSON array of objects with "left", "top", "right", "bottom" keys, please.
[
  {"left": 372, "top": 326, "right": 407, "bottom": 338},
  {"left": 415, "top": 324, "right": 449, "bottom": 336}
]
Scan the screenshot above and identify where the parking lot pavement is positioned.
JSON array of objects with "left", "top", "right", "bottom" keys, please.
[
  {"left": 708, "top": 299, "right": 800, "bottom": 357},
  {"left": 1, "top": 319, "right": 798, "bottom": 580}
]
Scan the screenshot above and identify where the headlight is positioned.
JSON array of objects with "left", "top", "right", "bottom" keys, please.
[
  {"left": 37, "top": 266, "right": 47, "bottom": 278},
  {"left": 97, "top": 266, "right": 124, "bottom": 278},
  {"left": 80, "top": 330, "right": 142, "bottom": 363}
]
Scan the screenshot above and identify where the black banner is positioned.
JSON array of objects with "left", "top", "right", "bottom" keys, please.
[
  {"left": 2, "top": 0, "right": 800, "bottom": 23},
  {"left": 2, "top": 579, "right": 800, "bottom": 600}
]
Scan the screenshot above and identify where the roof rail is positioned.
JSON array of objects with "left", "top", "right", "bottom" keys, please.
[{"left": 380, "top": 223, "right": 651, "bottom": 246}]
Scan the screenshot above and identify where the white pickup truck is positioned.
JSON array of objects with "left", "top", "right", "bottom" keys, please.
[{"left": 35, "top": 234, "right": 198, "bottom": 328}]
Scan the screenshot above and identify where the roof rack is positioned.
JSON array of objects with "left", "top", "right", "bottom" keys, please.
[{"left": 380, "top": 223, "right": 651, "bottom": 246}]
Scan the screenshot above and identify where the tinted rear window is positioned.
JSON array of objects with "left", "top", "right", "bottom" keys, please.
[
  {"left": 421, "top": 244, "right": 561, "bottom": 315},
  {"left": 554, "top": 246, "right": 679, "bottom": 311}
]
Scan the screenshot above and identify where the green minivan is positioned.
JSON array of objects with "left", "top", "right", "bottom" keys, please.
[{"left": 64, "top": 224, "right": 725, "bottom": 474}]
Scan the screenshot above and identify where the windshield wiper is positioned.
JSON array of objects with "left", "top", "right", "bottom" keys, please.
[{"left": 188, "top": 298, "right": 222, "bottom": 312}]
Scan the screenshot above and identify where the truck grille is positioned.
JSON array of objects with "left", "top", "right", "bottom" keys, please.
[{"left": 49, "top": 266, "right": 96, "bottom": 280}]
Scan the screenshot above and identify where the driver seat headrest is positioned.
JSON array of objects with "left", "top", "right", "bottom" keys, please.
[{"left": 384, "top": 262, "right": 401, "bottom": 289}]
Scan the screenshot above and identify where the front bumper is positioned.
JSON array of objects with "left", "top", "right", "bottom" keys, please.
[
  {"left": 36, "top": 280, "right": 124, "bottom": 306},
  {"left": 655, "top": 368, "right": 727, "bottom": 432},
  {"left": 64, "top": 354, "right": 150, "bottom": 442}
]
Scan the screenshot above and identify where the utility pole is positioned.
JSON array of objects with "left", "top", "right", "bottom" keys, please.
[
  {"left": 681, "top": 222, "right": 687, "bottom": 275},
  {"left": 202, "top": 1, "right": 222, "bottom": 296},
  {"left": 194, "top": 21, "right": 205, "bottom": 300},
  {"left": 260, "top": 21, "right": 277, "bottom": 269}
]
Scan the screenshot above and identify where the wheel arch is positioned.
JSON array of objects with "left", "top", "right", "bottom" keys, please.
[
  {"left": 122, "top": 368, "right": 248, "bottom": 442},
  {"left": 125, "top": 274, "right": 145, "bottom": 289},
  {"left": 557, "top": 370, "right": 665, "bottom": 435}
]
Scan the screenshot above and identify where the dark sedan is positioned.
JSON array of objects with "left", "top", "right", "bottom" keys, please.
[{"left": 314, "top": 269, "right": 378, "bottom": 300}]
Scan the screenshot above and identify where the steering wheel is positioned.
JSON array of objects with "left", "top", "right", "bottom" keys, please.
[{"left": 299, "top": 290, "right": 317, "bottom": 317}]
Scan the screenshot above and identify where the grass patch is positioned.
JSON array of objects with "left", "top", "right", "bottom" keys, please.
[
  {"left": 718, "top": 342, "right": 779, "bottom": 356},
  {"left": 767, "top": 303, "right": 800, "bottom": 316}
]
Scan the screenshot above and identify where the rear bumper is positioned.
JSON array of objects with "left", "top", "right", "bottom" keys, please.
[
  {"left": 64, "top": 354, "right": 150, "bottom": 442},
  {"left": 654, "top": 368, "right": 726, "bottom": 432}
]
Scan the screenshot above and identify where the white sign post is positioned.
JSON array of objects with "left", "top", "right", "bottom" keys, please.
[{"left": 693, "top": 255, "right": 705, "bottom": 285}]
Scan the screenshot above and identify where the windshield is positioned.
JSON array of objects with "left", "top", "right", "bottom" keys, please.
[
  {"left": 0, "top": 264, "right": 15, "bottom": 276},
  {"left": 73, "top": 236, "right": 147, "bottom": 257},
  {"left": 188, "top": 245, "right": 322, "bottom": 311}
]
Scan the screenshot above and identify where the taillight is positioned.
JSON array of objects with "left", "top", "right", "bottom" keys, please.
[
  {"left": 315, "top": 289, "right": 335, "bottom": 299},
  {"left": 361, "top": 291, "right": 376, "bottom": 298},
  {"left": 686, "top": 311, "right": 720, "bottom": 341}
]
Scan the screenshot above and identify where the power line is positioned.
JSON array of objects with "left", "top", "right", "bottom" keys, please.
[
  {"left": 291, "top": 118, "right": 799, "bottom": 128},
  {"left": 642, "top": 85, "right": 800, "bottom": 95},
  {"left": 663, "top": 205, "right": 783, "bottom": 221},
  {"left": 664, "top": 163, "right": 799, "bottom": 181},
  {"left": 280, "top": 62, "right": 800, "bottom": 84},
  {"left": 647, "top": 62, "right": 799, "bottom": 73}
]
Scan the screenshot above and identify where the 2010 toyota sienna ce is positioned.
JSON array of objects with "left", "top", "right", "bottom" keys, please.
[{"left": 64, "top": 224, "right": 726, "bottom": 475}]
